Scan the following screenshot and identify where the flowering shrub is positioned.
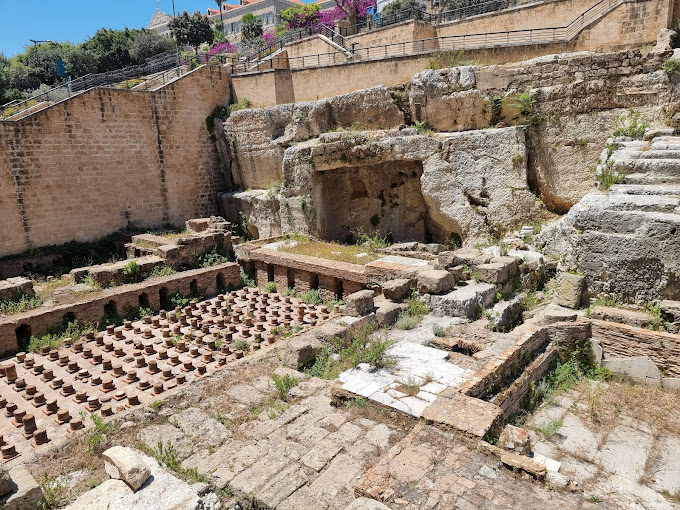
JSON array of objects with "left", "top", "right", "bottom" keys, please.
[
  {"left": 262, "top": 32, "right": 278, "bottom": 47},
  {"left": 209, "top": 42, "right": 237, "bottom": 55}
]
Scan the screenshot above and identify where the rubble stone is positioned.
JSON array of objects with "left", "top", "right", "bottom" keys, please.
[
  {"left": 557, "top": 273, "right": 586, "bottom": 309},
  {"left": 343, "top": 290, "right": 375, "bottom": 317},
  {"left": 416, "top": 270, "right": 456, "bottom": 294},
  {"left": 381, "top": 278, "right": 411, "bottom": 301},
  {"left": 103, "top": 446, "right": 151, "bottom": 491}
]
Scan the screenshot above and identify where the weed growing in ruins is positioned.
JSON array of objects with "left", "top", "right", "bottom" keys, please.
[
  {"left": 272, "top": 373, "right": 298, "bottom": 400},
  {"left": 596, "top": 165, "right": 625, "bottom": 190},
  {"left": 232, "top": 338, "right": 250, "bottom": 353},
  {"left": 344, "top": 397, "right": 369, "bottom": 409},
  {"left": 151, "top": 400, "right": 163, "bottom": 411},
  {"left": 513, "top": 92, "right": 535, "bottom": 116},
  {"left": 265, "top": 183, "right": 281, "bottom": 200},
  {"left": 37, "top": 472, "right": 68, "bottom": 510},
  {"left": 425, "top": 50, "right": 481, "bottom": 70},
  {"left": 228, "top": 97, "right": 253, "bottom": 115},
  {"left": 196, "top": 247, "right": 233, "bottom": 268},
  {"left": 303, "top": 325, "right": 395, "bottom": 379},
  {"left": 206, "top": 104, "right": 231, "bottom": 131},
  {"left": 148, "top": 265, "right": 177, "bottom": 278},
  {"left": 663, "top": 58, "right": 680, "bottom": 76},
  {"left": 264, "top": 281, "right": 277, "bottom": 293},
  {"left": 592, "top": 295, "right": 618, "bottom": 308},
  {"left": 27, "top": 334, "right": 63, "bottom": 354},
  {"left": 86, "top": 413, "right": 120, "bottom": 454},
  {"left": 396, "top": 313, "right": 418, "bottom": 330},
  {"left": 170, "top": 292, "right": 190, "bottom": 308},
  {"left": 283, "top": 287, "right": 296, "bottom": 296},
  {"left": 411, "top": 120, "right": 435, "bottom": 136},
  {"left": 485, "top": 96, "right": 503, "bottom": 125},
  {"left": 511, "top": 154, "right": 524, "bottom": 168},
  {"left": 271, "top": 324, "right": 302, "bottom": 338},
  {"left": 535, "top": 418, "right": 563, "bottom": 438},
  {"left": 240, "top": 268, "right": 256, "bottom": 288},
  {"left": 146, "top": 441, "right": 208, "bottom": 483},
  {"left": 432, "top": 324, "right": 448, "bottom": 337},
  {"left": 613, "top": 108, "right": 649, "bottom": 139},
  {"left": 0, "top": 292, "right": 43, "bottom": 316},
  {"left": 640, "top": 301, "right": 668, "bottom": 331},
  {"left": 406, "top": 292, "right": 429, "bottom": 317},
  {"left": 396, "top": 377, "right": 421, "bottom": 396},
  {"left": 300, "top": 289, "right": 322, "bottom": 305}
]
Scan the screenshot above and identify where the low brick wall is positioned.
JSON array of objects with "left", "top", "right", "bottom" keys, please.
[
  {"left": 247, "top": 248, "right": 367, "bottom": 298},
  {"left": 0, "top": 263, "right": 241, "bottom": 354},
  {"left": 592, "top": 320, "right": 680, "bottom": 377}
]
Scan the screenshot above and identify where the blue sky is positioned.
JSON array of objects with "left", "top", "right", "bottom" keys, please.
[{"left": 0, "top": 0, "right": 247, "bottom": 57}]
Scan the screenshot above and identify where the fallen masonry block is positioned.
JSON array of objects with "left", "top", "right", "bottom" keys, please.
[
  {"left": 417, "top": 269, "right": 456, "bottom": 294},
  {"left": 542, "top": 309, "right": 578, "bottom": 324},
  {"left": 489, "top": 296, "right": 523, "bottom": 332},
  {"left": 589, "top": 306, "right": 655, "bottom": 328},
  {"left": 343, "top": 290, "right": 375, "bottom": 317},
  {"left": 498, "top": 424, "right": 531, "bottom": 455},
  {"left": 381, "top": 278, "right": 411, "bottom": 301},
  {"left": 429, "top": 283, "right": 496, "bottom": 318},
  {"left": 421, "top": 391, "right": 503, "bottom": 439},
  {"left": 0, "top": 464, "right": 11, "bottom": 496},
  {"left": 477, "top": 260, "right": 517, "bottom": 285},
  {"left": 3, "top": 465, "right": 42, "bottom": 510},
  {"left": 0, "top": 277, "right": 35, "bottom": 300},
  {"left": 376, "top": 302, "right": 406, "bottom": 327},
  {"left": 186, "top": 218, "right": 211, "bottom": 232},
  {"left": 557, "top": 273, "right": 586, "bottom": 309},
  {"left": 103, "top": 446, "right": 151, "bottom": 491}
]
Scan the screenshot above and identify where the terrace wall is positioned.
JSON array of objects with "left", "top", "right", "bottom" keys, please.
[{"left": 0, "top": 66, "right": 231, "bottom": 258}]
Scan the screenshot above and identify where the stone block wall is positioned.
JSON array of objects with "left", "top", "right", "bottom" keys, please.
[
  {"left": 0, "top": 66, "right": 231, "bottom": 258},
  {"left": 0, "top": 262, "right": 241, "bottom": 354}
]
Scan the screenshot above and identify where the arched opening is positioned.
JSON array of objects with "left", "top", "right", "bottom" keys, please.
[
  {"left": 104, "top": 301, "right": 117, "bottom": 319},
  {"left": 138, "top": 293, "right": 150, "bottom": 310},
  {"left": 267, "top": 264, "right": 274, "bottom": 282},
  {"left": 15, "top": 324, "right": 31, "bottom": 351},
  {"left": 159, "top": 287, "right": 169, "bottom": 310},
  {"left": 335, "top": 279, "right": 343, "bottom": 301},
  {"left": 216, "top": 274, "right": 226, "bottom": 293},
  {"left": 190, "top": 279, "right": 199, "bottom": 298},
  {"left": 62, "top": 311, "right": 77, "bottom": 327},
  {"left": 311, "top": 274, "right": 319, "bottom": 290}
]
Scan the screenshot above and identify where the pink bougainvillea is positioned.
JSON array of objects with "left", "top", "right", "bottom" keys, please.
[
  {"left": 262, "top": 32, "right": 278, "bottom": 47},
  {"left": 209, "top": 42, "right": 237, "bottom": 55}
]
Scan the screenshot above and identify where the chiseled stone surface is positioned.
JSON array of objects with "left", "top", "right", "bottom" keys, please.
[
  {"left": 3, "top": 465, "right": 42, "bottom": 510},
  {"left": 103, "top": 446, "right": 151, "bottom": 491}
]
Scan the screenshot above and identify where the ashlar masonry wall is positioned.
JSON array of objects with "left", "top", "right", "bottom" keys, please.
[{"left": 0, "top": 66, "right": 231, "bottom": 258}]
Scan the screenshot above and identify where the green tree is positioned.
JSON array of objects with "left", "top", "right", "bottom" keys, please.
[
  {"left": 241, "top": 13, "right": 264, "bottom": 42},
  {"left": 64, "top": 46, "right": 99, "bottom": 77},
  {"left": 82, "top": 28, "right": 139, "bottom": 72},
  {"left": 441, "top": 0, "right": 468, "bottom": 11},
  {"left": 382, "top": 0, "right": 420, "bottom": 16},
  {"left": 129, "top": 29, "right": 174, "bottom": 62},
  {"left": 169, "top": 11, "right": 215, "bottom": 54},
  {"left": 280, "top": 4, "right": 320, "bottom": 28},
  {"left": 0, "top": 54, "right": 22, "bottom": 104}
]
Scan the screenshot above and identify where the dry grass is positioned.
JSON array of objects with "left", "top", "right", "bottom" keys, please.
[
  {"left": 573, "top": 378, "right": 680, "bottom": 436},
  {"left": 277, "top": 239, "right": 381, "bottom": 265}
]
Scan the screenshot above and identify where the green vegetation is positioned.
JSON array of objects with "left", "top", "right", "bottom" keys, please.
[
  {"left": 411, "top": 120, "right": 435, "bottom": 136},
  {"left": 264, "top": 281, "right": 277, "bottom": 293},
  {"left": 232, "top": 338, "right": 250, "bottom": 353},
  {"left": 241, "top": 13, "right": 264, "bottom": 42},
  {"left": 396, "top": 292, "right": 430, "bottom": 330},
  {"left": 206, "top": 105, "right": 230, "bottom": 131},
  {"left": 344, "top": 397, "right": 369, "bottom": 409},
  {"left": 0, "top": 292, "right": 43, "bottom": 316},
  {"left": 299, "top": 289, "right": 322, "bottom": 305},
  {"left": 513, "top": 92, "right": 535, "bottom": 116},
  {"left": 613, "top": 108, "right": 649, "bottom": 139},
  {"left": 148, "top": 264, "right": 178, "bottom": 278},
  {"left": 432, "top": 324, "right": 448, "bottom": 337},
  {"left": 145, "top": 441, "right": 207, "bottom": 483},
  {"left": 381, "top": 0, "right": 420, "bottom": 16},
  {"left": 195, "top": 247, "right": 233, "bottom": 268},
  {"left": 485, "top": 96, "right": 503, "bottom": 125},
  {"left": 169, "top": 10, "right": 214, "bottom": 54},
  {"left": 396, "top": 313, "right": 418, "bottom": 330},
  {"left": 277, "top": 235, "right": 384, "bottom": 265},
  {"left": 86, "top": 413, "right": 120, "bottom": 454},
  {"left": 535, "top": 417, "right": 563, "bottom": 438},
  {"left": 663, "top": 58, "right": 680, "bottom": 76},
  {"left": 240, "top": 268, "right": 256, "bottom": 288},
  {"left": 37, "top": 472, "right": 68, "bottom": 510},
  {"left": 303, "top": 325, "right": 395, "bottom": 379},
  {"left": 640, "top": 301, "right": 668, "bottom": 331},
  {"left": 271, "top": 324, "right": 302, "bottom": 338},
  {"left": 596, "top": 165, "right": 625, "bottom": 190},
  {"left": 272, "top": 373, "right": 298, "bottom": 400}
]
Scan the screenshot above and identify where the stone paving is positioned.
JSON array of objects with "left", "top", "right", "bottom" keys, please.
[{"left": 0, "top": 288, "right": 331, "bottom": 461}]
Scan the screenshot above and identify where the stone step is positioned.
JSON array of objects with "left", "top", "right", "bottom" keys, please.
[
  {"left": 610, "top": 184, "right": 680, "bottom": 195},
  {"left": 605, "top": 193, "right": 680, "bottom": 213},
  {"left": 612, "top": 158, "right": 680, "bottom": 174},
  {"left": 635, "top": 150, "right": 680, "bottom": 160},
  {"left": 623, "top": 172, "right": 680, "bottom": 185}
]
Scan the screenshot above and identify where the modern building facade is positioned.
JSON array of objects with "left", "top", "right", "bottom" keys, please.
[{"left": 149, "top": 0, "right": 336, "bottom": 42}]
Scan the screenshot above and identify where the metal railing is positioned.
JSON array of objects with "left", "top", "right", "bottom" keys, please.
[
  {"left": 241, "top": 23, "right": 348, "bottom": 65},
  {"left": 0, "top": 50, "right": 189, "bottom": 120},
  {"left": 229, "top": 0, "right": 618, "bottom": 74},
  {"left": 337, "top": 0, "right": 515, "bottom": 37}
]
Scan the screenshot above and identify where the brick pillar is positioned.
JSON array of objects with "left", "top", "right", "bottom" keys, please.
[
  {"left": 273, "top": 265, "right": 290, "bottom": 293},
  {"left": 318, "top": 274, "right": 338, "bottom": 301},
  {"left": 294, "top": 270, "right": 316, "bottom": 293},
  {"left": 255, "top": 261, "right": 269, "bottom": 288},
  {"left": 342, "top": 279, "right": 364, "bottom": 298}
]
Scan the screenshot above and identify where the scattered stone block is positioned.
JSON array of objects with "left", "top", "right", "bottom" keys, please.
[
  {"left": 0, "top": 277, "right": 34, "bottom": 300},
  {"left": 429, "top": 283, "right": 496, "bottom": 318},
  {"left": 0, "top": 464, "right": 11, "bottom": 496},
  {"left": 283, "top": 333, "right": 323, "bottom": 369},
  {"left": 4, "top": 465, "right": 42, "bottom": 510},
  {"left": 381, "top": 278, "right": 411, "bottom": 301},
  {"left": 557, "top": 273, "right": 586, "bottom": 309},
  {"left": 498, "top": 425, "right": 531, "bottom": 455},
  {"left": 489, "top": 297, "right": 523, "bottom": 331},
  {"left": 343, "top": 290, "right": 375, "bottom": 317},
  {"left": 542, "top": 309, "right": 578, "bottom": 324},
  {"left": 416, "top": 270, "right": 455, "bottom": 294},
  {"left": 375, "top": 302, "right": 406, "bottom": 327},
  {"left": 185, "top": 218, "right": 211, "bottom": 233},
  {"left": 477, "top": 262, "right": 512, "bottom": 284},
  {"left": 589, "top": 306, "right": 654, "bottom": 328},
  {"left": 103, "top": 446, "right": 151, "bottom": 491}
]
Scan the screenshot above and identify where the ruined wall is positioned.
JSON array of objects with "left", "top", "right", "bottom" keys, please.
[{"left": 0, "top": 66, "right": 230, "bottom": 258}]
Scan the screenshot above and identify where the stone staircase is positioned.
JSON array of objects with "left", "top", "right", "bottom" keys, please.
[{"left": 545, "top": 134, "right": 680, "bottom": 302}]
